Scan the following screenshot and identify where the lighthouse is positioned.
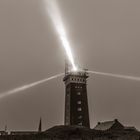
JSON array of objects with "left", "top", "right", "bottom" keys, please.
[{"left": 63, "top": 63, "right": 90, "bottom": 128}]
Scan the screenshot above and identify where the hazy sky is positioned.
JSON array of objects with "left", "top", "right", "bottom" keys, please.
[{"left": 0, "top": 0, "right": 140, "bottom": 131}]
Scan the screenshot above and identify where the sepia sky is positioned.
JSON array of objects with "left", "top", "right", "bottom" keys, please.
[{"left": 0, "top": 0, "right": 140, "bottom": 131}]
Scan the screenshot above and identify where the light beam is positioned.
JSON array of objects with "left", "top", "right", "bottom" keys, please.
[
  {"left": 44, "top": 0, "right": 77, "bottom": 71},
  {"left": 0, "top": 70, "right": 140, "bottom": 100},
  {"left": 0, "top": 73, "right": 64, "bottom": 99},
  {"left": 88, "top": 70, "right": 140, "bottom": 81}
]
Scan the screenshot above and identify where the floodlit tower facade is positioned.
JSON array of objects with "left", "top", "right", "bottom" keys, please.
[{"left": 63, "top": 63, "right": 90, "bottom": 128}]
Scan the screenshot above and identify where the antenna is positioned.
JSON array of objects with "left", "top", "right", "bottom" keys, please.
[
  {"left": 65, "top": 56, "right": 71, "bottom": 75},
  {"left": 65, "top": 58, "right": 68, "bottom": 75}
]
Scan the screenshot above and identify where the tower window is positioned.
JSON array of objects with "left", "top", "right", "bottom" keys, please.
[
  {"left": 77, "top": 108, "right": 82, "bottom": 111},
  {"left": 77, "top": 101, "right": 82, "bottom": 104},
  {"left": 77, "top": 92, "right": 81, "bottom": 95},
  {"left": 77, "top": 86, "right": 82, "bottom": 89},
  {"left": 78, "top": 115, "right": 83, "bottom": 119}
]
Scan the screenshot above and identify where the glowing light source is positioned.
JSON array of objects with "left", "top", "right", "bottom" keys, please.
[{"left": 44, "top": 0, "right": 77, "bottom": 71}]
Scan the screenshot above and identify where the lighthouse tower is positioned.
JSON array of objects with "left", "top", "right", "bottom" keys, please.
[{"left": 63, "top": 62, "right": 90, "bottom": 128}]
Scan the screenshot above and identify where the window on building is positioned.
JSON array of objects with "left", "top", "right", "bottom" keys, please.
[
  {"left": 77, "top": 92, "right": 81, "bottom": 95},
  {"left": 77, "top": 108, "right": 82, "bottom": 111},
  {"left": 78, "top": 115, "right": 83, "bottom": 119},
  {"left": 77, "top": 101, "right": 82, "bottom": 104}
]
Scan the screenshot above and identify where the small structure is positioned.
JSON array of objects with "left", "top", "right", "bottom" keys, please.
[
  {"left": 94, "top": 119, "right": 124, "bottom": 131},
  {"left": 38, "top": 117, "right": 42, "bottom": 132},
  {"left": 0, "top": 131, "right": 8, "bottom": 136}
]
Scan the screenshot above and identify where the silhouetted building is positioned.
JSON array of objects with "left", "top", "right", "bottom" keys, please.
[
  {"left": 63, "top": 69, "right": 90, "bottom": 128},
  {"left": 94, "top": 119, "right": 124, "bottom": 131},
  {"left": 42, "top": 124, "right": 140, "bottom": 140},
  {"left": 38, "top": 118, "right": 42, "bottom": 132}
]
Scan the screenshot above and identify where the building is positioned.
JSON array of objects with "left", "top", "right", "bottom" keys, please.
[
  {"left": 94, "top": 119, "right": 124, "bottom": 131},
  {"left": 63, "top": 69, "right": 90, "bottom": 128}
]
